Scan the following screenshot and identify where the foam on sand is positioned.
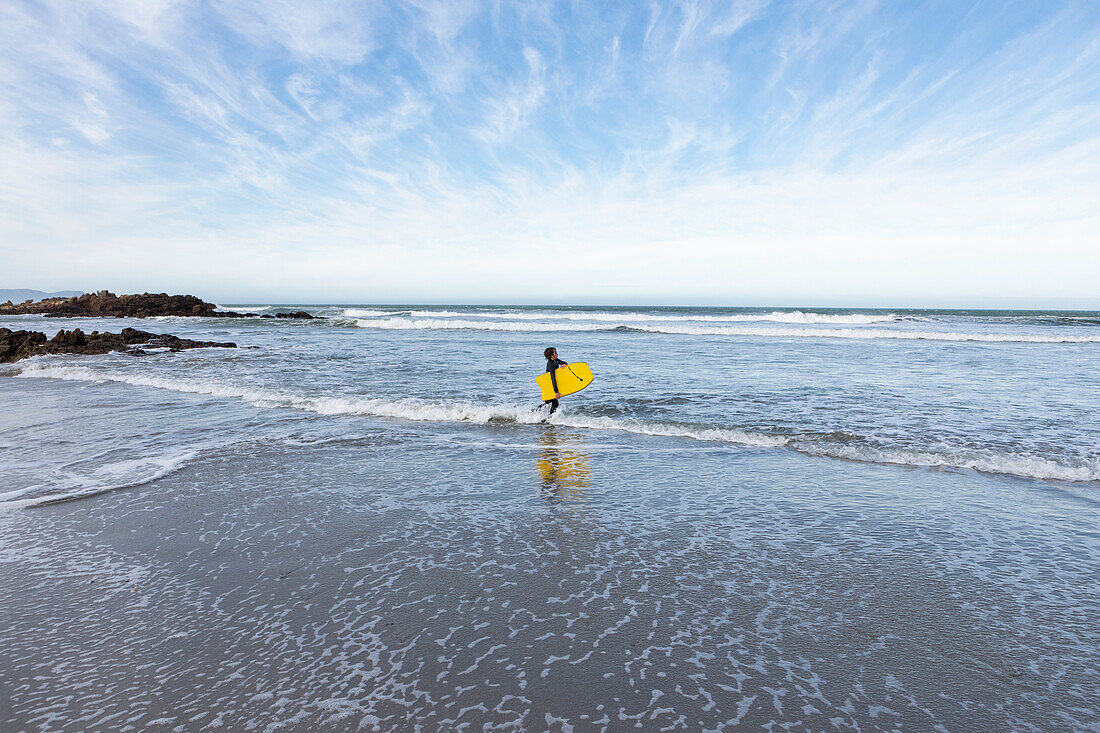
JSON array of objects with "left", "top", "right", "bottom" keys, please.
[{"left": 0, "top": 448, "right": 203, "bottom": 507}]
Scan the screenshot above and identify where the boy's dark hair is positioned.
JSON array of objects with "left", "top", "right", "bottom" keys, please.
[{"left": 544, "top": 347, "right": 556, "bottom": 359}]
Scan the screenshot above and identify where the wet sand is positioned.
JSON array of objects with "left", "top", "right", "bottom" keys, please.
[{"left": 2, "top": 426, "right": 1098, "bottom": 731}]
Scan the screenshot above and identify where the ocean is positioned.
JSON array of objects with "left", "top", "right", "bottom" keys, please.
[
  {"left": 2, "top": 305, "right": 1098, "bottom": 730},
  {"left": 4, "top": 305, "right": 1100, "bottom": 503}
]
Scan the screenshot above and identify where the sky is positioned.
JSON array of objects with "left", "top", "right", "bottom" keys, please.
[{"left": 1, "top": 0, "right": 1098, "bottom": 306}]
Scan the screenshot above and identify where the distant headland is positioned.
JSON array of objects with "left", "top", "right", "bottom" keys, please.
[{"left": 0, "top": 289, "right": 84, "bottom": 303}]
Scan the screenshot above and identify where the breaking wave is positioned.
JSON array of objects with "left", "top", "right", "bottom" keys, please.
[
  {"left": 347, "top": 318, "right": 1100, "bottom": 343},
  {"left": 13, "top": 363, "right": 550, "bottom": 425},
  {"left": 342, "top": 308, "right": 412, "bottom": 318},
  {"left": 14, "top": 362, "right": 1099, "bottom": 484},
  {"left": 355, "top": 310, "right": 903, "bottom": 325}
]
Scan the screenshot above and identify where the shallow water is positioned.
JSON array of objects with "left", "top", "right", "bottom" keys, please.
[
  {"left": 2, "top": 305, "right": 1099, "bottom": 504},
  {"left": 2, "top": 380, "right": 1099, "bottom": 730},
  {"left": 1, "top": 305, "right": 1098, "bottom": 730}
]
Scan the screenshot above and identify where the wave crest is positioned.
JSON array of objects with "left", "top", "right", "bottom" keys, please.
[
  {"left": 346, "top": 318, "right": 1100, "bottom": 342},
  {"left": 14, "top": 362, "right": 1100, "bottom": 484},
  {"left": 368, "top": 309, "right": 902, "bottom": 325},
  {"left": 342, "top": 308, "right": 411, "bottom": 318}
]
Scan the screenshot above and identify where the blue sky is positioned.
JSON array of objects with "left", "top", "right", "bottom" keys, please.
[{"left": 1, "top": 0, "right": 1098, "bottom": 305}]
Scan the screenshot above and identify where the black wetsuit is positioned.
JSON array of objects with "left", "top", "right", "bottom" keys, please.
[{"left": 545, "top": 358, "right": 567, "bottom": 414}]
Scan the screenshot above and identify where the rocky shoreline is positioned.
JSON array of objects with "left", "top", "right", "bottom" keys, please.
[
  {"left": 0, "top": 291, "right": 316, "bottom": 320},
  {"left": 0, "top": 328, "right": 236, "bottom": 364}
]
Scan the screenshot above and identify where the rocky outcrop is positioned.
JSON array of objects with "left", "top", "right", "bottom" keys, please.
[
  {"left": 0, "top": 329, "right": 47, "bottom": 362},
  {"left": 0, "top": 327, "right": 236, "bottom": 363},
  {"left": 223, "top": 310, "right": 317, "bottom": 319},
  {"left": 0, "top": 291, "right": 220, "bottom": 318},
  {"left": 263, "top": 311, "right": 316, "bottom": 319},
  {"left": 0, "top": 291, "right": 319, "bottom": 320}
]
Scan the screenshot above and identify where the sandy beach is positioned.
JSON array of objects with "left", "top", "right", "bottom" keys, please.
[{"left": 3, "top": 370, "right": 1097, "bottom": 731}]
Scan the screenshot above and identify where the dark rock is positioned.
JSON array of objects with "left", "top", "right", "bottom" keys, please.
[
  {"left": 0, "top": 327, "right": 235, "bottom": 363},
  {"left": 50, "top": 329, "right": 87, "bottom": 347},
  {"left": 0, "top": 328, "right": 48, "bottom": 363},
  {"left": 244, "top": 311, "right": 315, "bottom": 319},
  {"left": 0, "top": 290, "right": 322, "bottom": 321},
  {"left": 0, "top": 291, "right": 222, "bottom": 318}
]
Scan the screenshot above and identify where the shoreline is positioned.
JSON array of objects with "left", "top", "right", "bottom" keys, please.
[
  {"left": 3, "top": 405, "right": 1098, "bottom": 730},
  {"left": 5, "top": 361, "right": 1098, "bottom": 494}
]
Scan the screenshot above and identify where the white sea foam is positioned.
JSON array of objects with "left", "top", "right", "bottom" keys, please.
[
  {"left": 217, "top": 305, "right": 272, "bottom": 312},
  {"left": 0, "top": 448, "right": 202, "bottom": 507},
  {"left": 15, "top": 362, "right": 1100, "bottom": 484},
  {"left": 390, "top": 310, "right": 901, "bottom": 325},
  {"left": 348, "top": 318, "right": 1100, "bottom": 343},
  {"left": 342, "top": 308, "right": 410, "bottom": 318},
  {"left": 631, "top": 325, "right": 1100, "bottom": 342},
  {"left": 796, "top": 443, "right": 1100, "bottom": 484},
  {"left": 554, "top": 415, "right": 791, "bottom": 448},
  {"left": 556, "top": 415, "right": 1100, "bottom": 482},
  {"left": 354, "top": 317, "right": 596, "bottom": 331},
  {"left": 13, "top": 363, "right": 550, "bottom": 425}
]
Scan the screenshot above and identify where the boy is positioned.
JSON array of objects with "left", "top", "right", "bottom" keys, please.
[{"left": 543, "top": 347, "right": 567, "bottom": 415}]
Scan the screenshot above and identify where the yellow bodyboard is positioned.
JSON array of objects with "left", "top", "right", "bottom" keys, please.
[{"left": 536, "top": 362, "right": 594, "bottom": 401}]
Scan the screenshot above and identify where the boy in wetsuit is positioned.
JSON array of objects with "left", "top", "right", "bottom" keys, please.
[{"left": 544, "top": 347, "right": 567, "bottom": 415}]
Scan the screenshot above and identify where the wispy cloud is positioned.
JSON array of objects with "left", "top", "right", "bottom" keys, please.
[
  {"left": 710, "top": 0, "right": 770, "bottom": 37},
  {"left": 0, "top": 0, "right": 1097, "bottom": 304},
  {"left": 214, "top": 0, "right": 377, "bottom": 65},
  {"left": 476, "top": 47, "right": 547, "bottom": 142}
]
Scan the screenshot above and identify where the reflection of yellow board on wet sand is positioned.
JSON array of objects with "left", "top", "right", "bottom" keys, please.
[{"left": 536, "top": 362, "right": 594, "bottom": 401}]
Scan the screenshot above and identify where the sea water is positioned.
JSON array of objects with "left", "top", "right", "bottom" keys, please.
[
  {"left": 1, "top": 306, "right": 1099, "bottom": 730},
  {"left": 2, "top": 305, "right": 1099, "bottom": 504}
]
